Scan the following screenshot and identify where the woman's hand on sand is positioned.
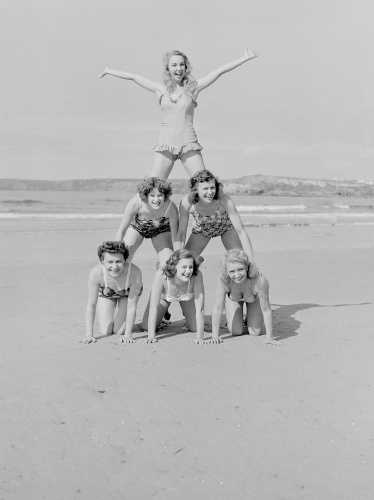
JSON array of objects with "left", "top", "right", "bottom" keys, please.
[
  {"left": 209, "top": 336, "right": 223, "bottom": 344},
  {"left": 265, "top": 338, "right": 282, "bottom": 346},
  {"left": 194, "top": 334, "right": 209, "bottom": 345},
  {"left": 98, "top": 67, "right": 110, "bottom": 78},
  {"left": 142, "top": 337, "right": 158, "bottom": 345},
  {"left": 118, "top": 336, "right": 135, "bottom": 344},
  {"left": 79, "top": 335, "right": 97, "bottom": 344},
  {"left": 244, "top": 48, "right": 260, "bottom": 60}
]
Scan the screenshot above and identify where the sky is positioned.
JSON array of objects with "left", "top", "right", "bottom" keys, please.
[{"left": 0, "top": 0, "right": 373, "bottom": 181}]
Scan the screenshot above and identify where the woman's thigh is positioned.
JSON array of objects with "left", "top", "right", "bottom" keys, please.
[
  {"left": 181, "top": 150, "right": 206, "bottom": 177},
  {"left": 123, "top": 227, "right": 144, "bottom": 261},
  {"left": 225, "top": 297, "right": 245, "bottom": 335},
  {"left": 151, "top": 151, "right": 175, "bottom": 179},
  {"left": 185, "top": 233, "right": 211, "bottom": 256},
  {"left": 180, "top": 299, "right": 197, "bottom": 332},
  {"left": 152, "top": 232, "right": 174, "bottom": 266},
  {"left": 221, "top": 228, "right": 242, "bottom": 251},
  {"left": 245, "top": 298, "right": 264, "bottom": 336},
  {"left": 113, "top": 297, "right": 129, "bottom": 334},
  {"left": 97, "top": 297, "right": 117, "bottom": 335}
]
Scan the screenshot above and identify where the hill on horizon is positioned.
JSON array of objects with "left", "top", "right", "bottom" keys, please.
[{"left": 1, "top": 174, "right": 374, "bottom": 197}]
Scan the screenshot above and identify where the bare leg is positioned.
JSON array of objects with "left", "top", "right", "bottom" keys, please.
[
  {"left": 181, "top": 150, "right": 206, "bottom": 177},
  {"left": 245, "top": 298, "right": 264, "bottom": 336},
  {"left": 221, "top": 227, "right": 243, "bottom": 251},
  {"left": 123, "top": 226, "right": 144, "bottom": 262},
  {"left": 97, "top": 297, "right": 117, "bottom": 335},
  {"left": 151, "top": 151, "right": 175, "bottom": 179},
  {"left": 185, "top": 233, "right": 211, "bottom": 256},
  {"left": 151, "top": 231, "right": 174, "bottom": 267},
  {"left": 180, "top": 299, "right": 197, "bottom": 332},
  {"left": 224, "top": 297, "right": 246, "bottom": 335},
  {"left": 142, "top": 296, "right": 170, "bottom": 331}
]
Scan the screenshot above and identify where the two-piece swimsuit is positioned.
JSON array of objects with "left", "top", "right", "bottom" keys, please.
[
  {"left": 161, "top": 277, "right": 194, "bottom": 303},
  {"left": 226, "top": 277, "right": 259, "bottom": 303},
  {"left": 191, "top": 200, "right": 234, "bottom": 238},
  {"left": 153, "top": 92, "right": 203, "bottom": 160},
  {"left": 98, "top": 262, "right": 143, "bottom": 300},
  {"left": 130, "top": 194, "right": 172, "bottom": 239}
]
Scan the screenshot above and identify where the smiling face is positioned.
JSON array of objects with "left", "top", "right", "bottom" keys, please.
[
  {"left": 168, "top": 55, "right": 186, "bottom": 84},
  {"left": 147, "top": 188, "right": 165, "bottom": 210},
  {"left": 226, "top": 261, "right": 247, "bottom": 284},
  {"left": 102, "top": 252, "right": 126, "bottom": 278},
  {"left": 175, "top": 257, "right": 194, "bottom": 282},
  {"left": 197, "top": 179, "right": 216, "bottom": 203}
]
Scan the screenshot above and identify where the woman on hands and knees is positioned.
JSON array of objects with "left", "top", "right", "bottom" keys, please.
[
  {"left": 81, "top": 241, "right": 143, "bottom": 345},
  {"left": 141, "top": 249, "right": 206, "bottom": 344},
  {"left": 99, "top": 48, "right": 260, "bottom": 179},
  {"left": 177, "top": 170, "right": 258, "bottom": 277},
  {"left": 211, "top": 249, "right": 281, "bottom": 346},
  {"left": 115, "top": 177, "right": 178, "bottom": 267}
]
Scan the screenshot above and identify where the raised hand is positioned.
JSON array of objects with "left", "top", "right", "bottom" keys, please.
[{"left": 244, "top": 48, "right": 260, "bottom": 60}]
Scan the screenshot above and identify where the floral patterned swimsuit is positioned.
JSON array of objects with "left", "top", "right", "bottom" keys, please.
[{"left": 191, "top": 200, "right": 234, "bottom": 238}]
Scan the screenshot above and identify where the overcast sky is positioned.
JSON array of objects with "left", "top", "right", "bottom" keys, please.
[{"left": 0, "top": 0, "right": 373, "bottom": 181}]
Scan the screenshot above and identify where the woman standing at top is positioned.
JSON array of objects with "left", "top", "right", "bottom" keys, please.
[{"left": 99, "top": 48, "right": 260, "bottom": 179}]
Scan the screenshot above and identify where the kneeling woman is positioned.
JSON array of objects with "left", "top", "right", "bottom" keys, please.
[
  {"left": 81, "top": 241, "right": 143, "bottom": 344},
  {"left": 211, "top": 249, "right": 281, "bottom": 345},
  {"left": 115, "top": 177, "right": 178, "bottom": 266},
  {"left": 142, "top": 249, "right": 206, "bottom": 344}
]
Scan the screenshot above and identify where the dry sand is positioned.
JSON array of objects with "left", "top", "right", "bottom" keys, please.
[{"left": 1, "top": 225, "right": 373, "bottom": 499}]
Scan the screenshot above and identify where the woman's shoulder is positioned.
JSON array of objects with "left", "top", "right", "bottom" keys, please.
[
  {"left": 128, "top": 261, "right": 142, "bottom": 278},
  {"left": 89, "top": 264, "right": 103, "bottom": 284},
  {"left": 253, "top": 272, "right": 269, "bottom": 293}
]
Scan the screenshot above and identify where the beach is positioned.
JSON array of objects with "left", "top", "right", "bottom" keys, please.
[{"left": 1, "top": 202, "right": 374, "bottom": 499}]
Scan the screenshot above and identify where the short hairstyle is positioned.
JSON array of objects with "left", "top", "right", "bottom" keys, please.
[
  {"left": 162, "top": 249, "right": 200, "bottom": 278},
  {"left": 97, "top": 241, "right": 129, "bottom": 262},
  {"left": 219, "top": 249, "right": 250, "bottom": 287},
  {"left": 188, "top": 170, "right": 223, "bottom": 204},
  {"left": 137, "top": 177, "right": 172, "bottom": 201}
]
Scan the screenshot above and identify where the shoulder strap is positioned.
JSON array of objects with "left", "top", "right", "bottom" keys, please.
[
  {"left": 163, "top": 199, "right": 172, "bottom": 217},
  {"left": 102, "top": 265, "right": 108, "bottom": 287},
  {"left": 125, "top": 262, "right": 131, "bottom": 289}
]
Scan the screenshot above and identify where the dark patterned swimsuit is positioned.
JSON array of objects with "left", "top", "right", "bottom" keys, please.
[{"left": 191, "top": 200, "right": 234, "bottom": 238}]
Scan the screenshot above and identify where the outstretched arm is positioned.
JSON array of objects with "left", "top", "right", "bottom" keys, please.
[
  {"left": 193, "top": 271, "right": 206, "bottom": 344},
  {"left": 98, "top": 67, "right": 164, "bottom": 94},
  {"left": 197, "top": 48, "right": 260, "bottom": 93},
  {"left": 225, "top": 196, "right": 258, "bottom": 277},
  {"left": 256, "top": 276, "right": 281, "bottom": 346},
  {"left": 175, "top": 196, "right": 192, "bottom": 250},
  {"left": 168, "top": 203, "right": 179, "bottom": 251},
  {"left": 81, "top": 269, "right": 99, "bottom": 344},
  {"left": 211, "top": 279, "right": 226, "bottom": 343},
  {"left": 115, "top": 196, "right": 139, "bottom": 241},
  {"left": 120, "top": 267, "right": 143, "bottom": 341}
]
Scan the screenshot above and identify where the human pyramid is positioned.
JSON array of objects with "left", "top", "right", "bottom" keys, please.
[{"left": 81, "top": 48, "right": 281, "bottom": 346}]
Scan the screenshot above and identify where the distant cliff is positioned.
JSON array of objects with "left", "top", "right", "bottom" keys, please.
[{"left": 1, "top": 175, "right": 374, "bottom": 197}]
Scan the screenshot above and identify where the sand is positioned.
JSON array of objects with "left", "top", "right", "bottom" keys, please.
[{"left": 1, "top": 224, "right": 373, "bottom": 499}]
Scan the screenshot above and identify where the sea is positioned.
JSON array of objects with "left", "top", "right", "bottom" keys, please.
[{"left": 1, "top": 190, "right": 374, "bottom": 235}]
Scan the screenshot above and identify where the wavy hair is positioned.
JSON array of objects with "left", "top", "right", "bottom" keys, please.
[
  {"left": 162, "top": 249, "right": 199, "bottom": 278},
  {"left": 97, "top": 241, "right": 129, "bottom": 262},
  {"left": 188, "top": 170, "right": 223, "bottom": 204},
  {"left": 219, "top": 249, "right": 250, "bottom": 288},
  {"left": 137, "top": 177, "right": 172, "bottom": 201},
  {"left": 162, "top": 50, "right": 198, "bottom": 99}
]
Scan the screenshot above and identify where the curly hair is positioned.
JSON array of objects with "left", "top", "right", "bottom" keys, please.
[
  {"left": 162, "top": 249, "right": 200, "bottom": 278},
  {"left": 219, "top": 249, "right": 250, "bottom": 288},
  {"left": 97, "top": 241, "right": 129, "bottom": 262},
  {"left": 137, "top": 177, "right": 172, "bottom": 201},
  {"left": 162, "top": 50, "right": 198, "bottom": 99},
  {"left": 187, "top": 170, "right": 223, "bottom": 204}
]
